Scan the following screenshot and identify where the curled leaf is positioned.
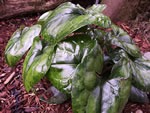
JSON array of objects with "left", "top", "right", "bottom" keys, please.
[
  {"left": 100, "top": 57, "right": 132, "bottom": 113},
  {"left": 86, "top": 85, "right": 101, "bottom": 113},
  {"left": 131, "top": 58, "right": 150, "bottom": 91},
  {"left": 37, "top": 11, "right": 53, "bottom": 25},
  {"left": 101, "top": 77, "right": 131, "bottom": 113},
  {"left": 110, "top": 57, "right": 131, "bottom": 79},
  {"left": 5, "top": 24, "right": 41, "bottom": 67},
  {"left": 42, "top": 2, "right": 111, "bottom": 44},
  {"left": 110, "top": 24, "right": 141, "bottom": 58},
  {"left": 46, "top": 34, "right": 103, "bottom": 94},
  {"left": 129, "top": 86, "right": 149, "bottom": 103},
  {"left": 23, "top": 39, "right": 54, "bottom": 92},
  {"left": 93, "top": 25, "right": 141, "bottom": 58},
  {"left": 71, "top": 39, "right": 103, "bottom": 112},
  {"left": 86, "top": 4, "right": 106, "bottom": 14},
  {"left": 72, "top": 57, "right": 131, "bottom": 113},
  {"left": 23, "top": 37, "right": 42, "bottom": 85}
]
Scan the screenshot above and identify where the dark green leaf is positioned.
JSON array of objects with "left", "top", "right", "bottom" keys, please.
[
  {"left": 5, "top": 24, "right": 41, "bottom": 67},
  {"left": 46, "top": 34, "right": 103, "bottom": 94},
  {"left": 93, "top": 25, "right": 141, "bottom": 58},
  {"left": 47, "top": 64, "right": 75, "bottom": 94},
  {"left": 131, "top": 58, "right": 150, "bottom": 91},
  {"left": 46, "top": 34, "right": 90, "bottom": 94},
  {"left": 100, "top": 58, "right": 132, "bottom": 113},
  {"left": 71, "top": 39, "right": 103, "bottom": 113},
  {"left": 108, "top": 49, "right": 129, "bottom": 64},
  {"left": 37, "top": 11, "right": 53, "bottom": 25},
  {"left": 110, "top": 24, "right": 141, "bottom": 58},
  {"left": 101, "top": 77, "right": 131, "bottom": 113},
  {"left": 86, "top": 85, "right": 101, "bottom": 113},
  {"left": 75, "top": 57, "right": 131, "bottom": 113},
  {"left": 72, "top": 57, "right": 131, "bottom": 113},
  {"left": 23, "top": 40, "right": 54, "bottom": 92},
  {"left": 129, "top": 86, "right": 149, "bottom": 103},
  {"left": 110, "top": 57, "right": 131, "bottom": 79},
  {"left": 86, "top": 4, "right": 106, "bottom": 14},
  {"left": 23, "top": 37, "right": 42, "bottom": 85},
  {"left": 41, "top": 2, "right": 111, "bottom": 44}
]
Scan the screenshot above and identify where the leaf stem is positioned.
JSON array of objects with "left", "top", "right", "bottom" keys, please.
[{"left": 95, "top": 0, "right": 100, "bottom": 4}]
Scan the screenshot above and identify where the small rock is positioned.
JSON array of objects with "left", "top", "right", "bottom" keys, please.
[
  {"left": 136, "top": 109, "right": 143, "bottom": 113},
  {"left": 144, "top": 52, "right": 150, "bottom": 60}
]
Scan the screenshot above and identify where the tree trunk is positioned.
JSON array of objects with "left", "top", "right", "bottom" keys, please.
[
  {"left": 0, "top": 0, "right": 71, "bottom": 20},
  {"left": 101, "top": 0, "right": 141, "bottom": 22}
]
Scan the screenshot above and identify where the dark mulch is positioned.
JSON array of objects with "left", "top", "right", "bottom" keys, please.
[
  {"left": 118, "top": 22, "right": 150, "bottom": 113},
  {"left": 122, "top": 4, "right": 150, "bottom": 113},
  {"left": 0, "top": 8, "right": 150, "bottom": 113},
  {"left": 0, "top": 15, "right": 72, "bottom": 113}
]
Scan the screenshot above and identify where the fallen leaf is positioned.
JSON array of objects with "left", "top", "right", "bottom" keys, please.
[
  {"left": 24, "top": 107, "right": 38, "bottom": 112},
  {"left": 134, "top": 38, "right": 141, "bottom": 43},
  {"left": 143, "top": 44, "right": 149, "bottom": 48}
]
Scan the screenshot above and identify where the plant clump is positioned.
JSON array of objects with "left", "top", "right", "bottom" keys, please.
[{"left": 4, "top": 2, "right": 150, "bottom": 113}]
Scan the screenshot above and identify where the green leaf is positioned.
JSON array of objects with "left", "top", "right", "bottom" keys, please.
[
  {"left": 129, "top": 86, "right": 149, "bottom": 103},
  {"left": 41, "top": 2, "right": 111, "bottom": 44},
  {"left": 23, "top": 37, "right": 42, "bottom": 85},
  {"left": 46, "top": 34, "right": 103, "bottom": 94},
  {"left": 101, "top": 78, "right": 131, "bottom": 113},
  {"left": 110, "top": 24, "right": 141, "bottom": 58},
  {"left": 131, "top": 58, "right": 150, "bottom": 91},
  {"left": 86, "top": 58, "right": 132, "bottom": 113},
  {"left": 86, "top": 4, "right": 106, "bottom": 14},
  {"left": 37, "top": 11, "right": 53, "bottom": 25},
  {"left": 100, "top": 57, "right": 132, "bottom": 113},
  {"left": 46, "top": 64, "right": 75, "bottom": 94},
  {"left": 108, "top": 49, "right": 129, "bottom": 64},
  {"left": 110, "top": 57, "right": 131, "bottom": 79},
  {"left": 5, "top": 24, "right": 41, "bottom": 67},
  {"left": 86, "top": 85, "right": 101, "bottom": 113},
  {"left": 72, "top": 56, "right": 131, "bottom": 113},
  {"left": 94, "top": 25, "right": 141, "bottom": 58},
  {"left": 23, "top": 40, "right": 54, "bottom": 92},
  {"left": 71, "top": 39, "right": 103, "bottom": 112}
]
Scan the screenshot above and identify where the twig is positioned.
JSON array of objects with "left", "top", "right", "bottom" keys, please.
[
  {"left": 0, "top": 73, "right": 6, "bottom": 78},
  {"left": 95, "top": 0, "right": 99, "bottom": 4},
  {"left": 4, "top": 72, "right": 15, "bottom": 85}
]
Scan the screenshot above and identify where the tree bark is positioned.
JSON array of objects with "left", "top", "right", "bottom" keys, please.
[
  {"left": 101, "top": 0, "right": 141, "bottom": 22},
  {"left": 0, "top": 0, "right": 71, "bottom": 20}
]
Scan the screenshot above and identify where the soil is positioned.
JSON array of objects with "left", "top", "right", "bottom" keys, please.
[{"left": 0, "top": 3, "right": 150, "bottom": 113}]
